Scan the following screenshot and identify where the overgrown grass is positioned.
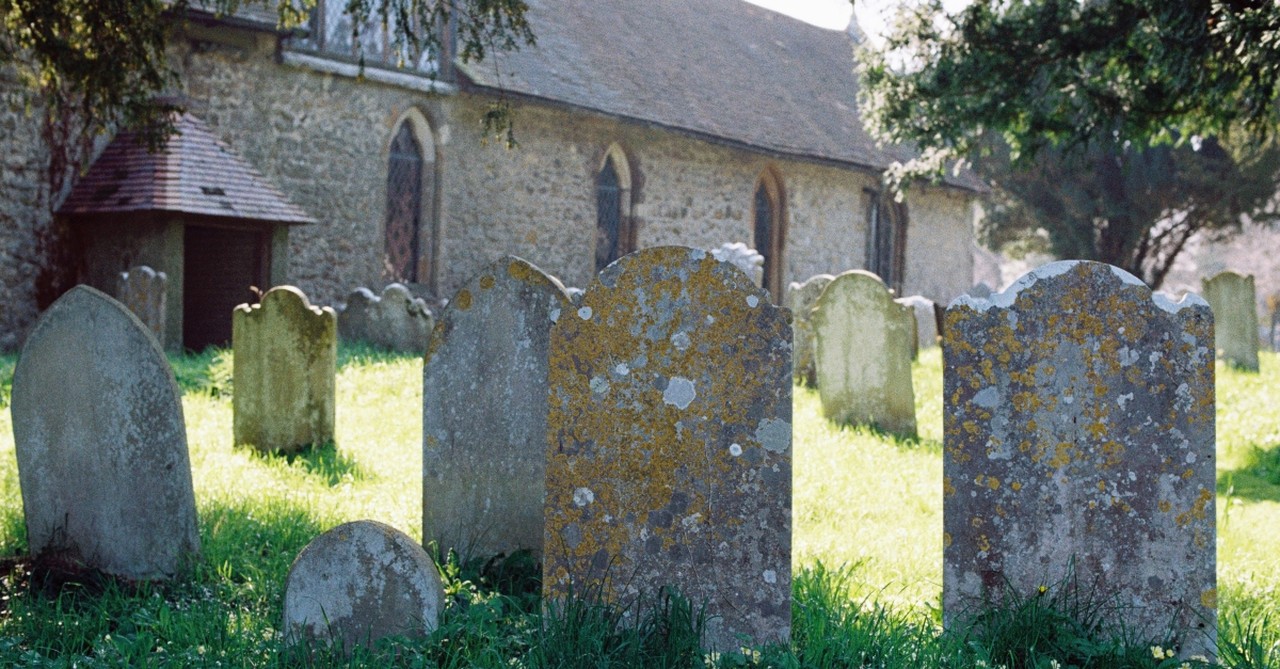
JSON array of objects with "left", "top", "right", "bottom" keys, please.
[{"left": 0, "top": 345, "right": 1277, "bottom": 667}]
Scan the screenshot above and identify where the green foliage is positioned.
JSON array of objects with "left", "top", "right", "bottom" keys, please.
[
  {"left": 975, "top": 135, "right": 1280, "bottom": 288},
  {"left": 859, "top": 0, "right": 1280, "bottom": 168}
]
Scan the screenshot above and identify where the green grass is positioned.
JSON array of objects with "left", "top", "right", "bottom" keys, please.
[{"left": 0, "top": 345, "right": 1277, "bottom": 667}]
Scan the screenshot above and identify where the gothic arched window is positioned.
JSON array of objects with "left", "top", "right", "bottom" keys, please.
[
  {"left": 595, "top": 151, "right": 634, "bottom": 271},
  {"left": 753, "top": 170, "right": 786, "bottom": 300},
  {"left": 386, "top": 122, "right": 425, "bottom": 283}
]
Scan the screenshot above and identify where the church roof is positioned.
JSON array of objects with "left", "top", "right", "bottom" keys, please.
[
  {"left": 457, "top": 0, "right": 982, "bottom": 192},
  {"left": 59, "top": 113, "right": 315, "bottom": 224}
]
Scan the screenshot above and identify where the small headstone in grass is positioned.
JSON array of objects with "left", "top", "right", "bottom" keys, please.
[
  {"left": 896, "top": 294, "right": 939, "bottom": 355},
  {"left": 337, "top": 283, "right": 434, "bottom": 353},
  {"left": 943, "top": 260, "right": 1216, "bottom": 659},
  {"left": 232, "top": 286, "right": 337, "bottom": 453},
  {"left": 786, "top": 273, "right": 834, "bottom": 387},
  {"left": 115, "top": 265, "right": 168, "bottom": 348},
  {"left": 12, "top": 285, "right": 199, "bottom": 580},
  {"left": 812, "top": 270, "right": 917, "bottom": 437},
  {"left": 423, "top": 256, "right": 572, "bottom": 561},
  {"left": 544, "top": 246, "right": 792, "bottom": 651},
  {"left": 283, "top": 520, "right": 444, "bottom": 654},
  {"left": 1202, "top": 270, "right": 1258, "bottom": 371}
]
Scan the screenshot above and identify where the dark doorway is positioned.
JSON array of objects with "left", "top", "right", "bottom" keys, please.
[{"left": 183, "top": 226, "right": 268, "bottom": 351}]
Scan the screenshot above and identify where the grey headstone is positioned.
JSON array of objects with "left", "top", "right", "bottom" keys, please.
[
  {"left": 897, "top": 294, "right": 939, "bottom": 353},
  {"left": 1202, "top": 271, "right": 1258, "bottom": 371},
  {"left": 545, "top": 246, "right": 792, "bottom": 651},
  {"left": 233, "top": 286, "right": 337, "bottom": 453},
  {"left": 337, "top": 283, "right": 434, "bottom": 353},
  {"left": 944, "top": 261, "right": 1216, "bottom": 659},
  {"left": 115, "top": 265, "right": 167, "bottom": 348},
  {"left": 423, "top": 256, "right": 572, "bottom": 561},
  {"left": 812, "top": 270, "right": 917, "bottom": 436},
  {"left": 969, "top": 281, "right": 994, "bottom": 299},
  {"left": 786, "top": 273, "right": 835, "bottom": 387},
  {"left": 283, "top": 520, "right": 444, "bottom": 654},
  {"left": 710, "top": 241, "right": 765, "bottom": 287},
  {"left": 12, "top": 285, "right": 199, "bottom": 579}
]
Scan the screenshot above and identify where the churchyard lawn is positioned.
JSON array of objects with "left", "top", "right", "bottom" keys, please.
[{"left": 0, "top": 345, "right": 1276, "bottom": 667}]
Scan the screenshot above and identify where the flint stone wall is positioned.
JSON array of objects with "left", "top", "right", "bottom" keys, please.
[
  {"left": 338, "top": 283, "right": 434, "bottom": 353},
  {"left": 116, "top": 265, "right": 168, "bottom": 348},
  {"left": 1202, "top": 271, "right": 1258, "bottom": 372},
  {"left": 787, "top": 273, "right": 834, "bottom": 387},
  {"left": 812, "top": 270, "right": 917, "bottom": 436},
  {"left": 283, "top": 520, "right": 444, "bottom": 654},
  {"left": 12, "top": 285, "right": 199, "bottom": 579},
  {"left": 423, "top": 256, "right": 571, "bottom": 560},
  {"left": 943, "top": 261, "right": 1216, "bottom": 658},
  {"left": 233, "top": 285, "right": 337, "bottom": 453},
  {"left": 544, "top": 246, "right": 792, "bottom": 651}
]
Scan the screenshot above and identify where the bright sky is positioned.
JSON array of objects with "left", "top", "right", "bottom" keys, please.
[{"left": 743, "top": 0, "right": 970, "bottom": 41}]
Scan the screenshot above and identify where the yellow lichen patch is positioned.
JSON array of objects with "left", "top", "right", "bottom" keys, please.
[
  {"left": 943, "top": 532, "right": 952, "bottom": 548},
  {"left": 1174, "top": 488, "right": 1214, "bottom": 527},
  {"left": 986, "top": 476, "right": 1001, "bottom": 490},
  {"left": 1010, "top": 481, "right": 1022, "bottom": 492},
  {"left": 971, "top": 516, "right": 984, "bottom": 528},
  {"left": 1201, "top": 588, "right": 1217, "bottom": 609},
  {"left": 1158, "top": 500, "right": 1172, "bottom": 513},
  {"left": 1048, "top": 442, "right": 1074, "bottom": 469},
  {"left": 479, "top": 274, "right": 496, "bottom": 290},
  {"left": 1182, "top": 468, "right": 1195, "bottom": 480},
  {"left": 454, "top": 289, "right": 473, "bottom": 311},
  {"left": 943, "top": 477, "right": 956, "bottom": 497},
  {"left": 976, "top": 535, "right": 990, "bottom": 552}
]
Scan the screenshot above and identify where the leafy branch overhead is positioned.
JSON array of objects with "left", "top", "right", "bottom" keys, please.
[
  {"left": 0, "top": 0, "right": 534, "bottom": 197},
  {"left": 858, "top": 0, "right": 1280, "bottom": 166}
]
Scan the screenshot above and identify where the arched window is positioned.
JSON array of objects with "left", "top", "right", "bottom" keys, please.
[
  {"left": 386, "top": 121, "right": 426, "bottom": 284},
  {"left": 753, "top": 170, "right": 786, "bottom": 300},
  {"left": 595, "top": 147, "right": 634, "bottom": 272},
  {"left": 866, "top": 189, "right": 908, "bottom": 294}
]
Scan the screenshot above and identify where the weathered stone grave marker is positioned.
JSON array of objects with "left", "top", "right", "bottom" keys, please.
[
  {"left": 787, "top": 273, "right": 834, "bottom": 387},
  {"left": 944, "top": 260, "right": 1216, "bottom": 658},
  {"left": 116, "top": 265, "right": 168, "bottom": 348},
  {"left": 12, "top": 285, "right": 199, "bottom": 579},
  {"left": 897, "top": 294, "right": 939, "bottom": 356},
  {"left": 423, "top": 256, "right": 571, "bottom": 560},
  {"left": 710, "top": 241, "right": 764, "bottom": 286},
  {"left": 544, "top": 246, "right": 792, "bottom": 651},
  {"left": 1202, "top": 270, "right": 1258, "bottom": 371},
  {"left": 233, "top": 286, "right": 337, "bottom": 453},
  {"left": 812, "top": 270, "right": 916, "bottom": 436},
  {"left": 337, "top": 283, "right": 434, "bottom": 353},
  {"left": 283, "top": 520, "right": 444, "bottom": 654}
]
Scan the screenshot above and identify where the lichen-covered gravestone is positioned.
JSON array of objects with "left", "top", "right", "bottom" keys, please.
[
  {"left": 944, "top": 261, "right": 1216, "bottom": 658},
  {"left": 233, "top": 286, "right": 337, "bottom": 453},
  {"left": 283, "top": 520, "right": 444, "bottom": 654},
  {"left": 337, "top": 283, "right": 434, "bottom": 353},
  {"left": 786, "top": 273, "right": 834, "bottom": 387},
  {"left": 812, "top": 270, "right": 916, "bottom": 436},
  {"left": 423, "top": 256, "right": 571, "bottom": 560},
  {"left": 545, "top": 246, "right": 792, "bottom": 651},
  {"left": 1202, "top": 270, "right": 1258, "bottom": 372},
  {"left": 12, "top": 285, "right": 199, "bottom": 579},
  {"left": 897, "top": 294, "right": 939, "bottom": 355},
  {"left": 116, "top": 265, "right": 168, "bottom": 348}
]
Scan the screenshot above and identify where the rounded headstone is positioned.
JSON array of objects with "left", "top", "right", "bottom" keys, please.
[
  {"left": 12, "top": 285, "right": 199, "bottom": 579},
  {"left": 283, "top": 520, "right": 444, "bottom": 653}
]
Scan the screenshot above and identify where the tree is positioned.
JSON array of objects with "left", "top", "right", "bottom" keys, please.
[
  {"left": 858, "top": 0, "right": 1280, "bottom": 166},
  {"left": 0, "top": 0, "right": 533, "bottom": 197},
  {"left": 976, "top": 135, "right": 1280, "bottom": 289}
]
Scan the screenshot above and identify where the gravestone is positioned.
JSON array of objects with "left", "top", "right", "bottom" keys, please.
[
  {"left": 116, "top": 265, "right": 168, "bottom": 348},
  {"left": 710, "top": 241, "right": 765, "bottom": 287},
  {"left": 423, "top": 256, "right": 572, "bottom": 560},
  {"left": 337, "top": 283, "right": 434, "bottom": 353},
  {"left": 12, "top": 285, "right": 199, "bottom": 579},
  {"left": 786, "top": 273, "right": 835, "bottom": 387},
  {"left": 545, "top": 246, "right": 792, "bottom": 651},
  {"left": 812, "top": 270, "right": 916, "bottom": 436},
  {"left": 1202, "top": 271, "right": 1258, "bottom": 371},
  {"left": 283, "top": 520, "right": 444, "bottom": 654},
  {"left": 944, "top": 261, "right": 1215, "bottom": 658},
  {"left": 233, "top": 286, "right": 337, "bottom": 453},
  {"left": 897, "top": 295, "right": 939, "bottom": 354},
  {"left": 969, "top": 281, "right": 994, "bottom": 299}
]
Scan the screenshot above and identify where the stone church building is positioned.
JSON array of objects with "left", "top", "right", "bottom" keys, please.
[{"left": 0, "top": 0, "right": 982, "bottom": 350}]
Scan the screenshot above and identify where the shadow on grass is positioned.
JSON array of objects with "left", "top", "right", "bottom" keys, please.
[
  {"left": 1218, "top": 444, "right": 1280, "bottom": 503},
  {"left": 244, "top": 440, "right": 369, "bottom": 487}
]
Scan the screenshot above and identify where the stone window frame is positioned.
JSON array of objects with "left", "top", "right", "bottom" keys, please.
[
  {"left": 383, "top": 108, "right": 442, "bottom": 294},
  {"left": 594, "top": 144, "right": 636, "bottom": 272},
  {"left": 753, "top": 167, "right": 787, "bottom": 301},
  {"left": 864, "top": 187, "right": 908, "bottom": 295}
]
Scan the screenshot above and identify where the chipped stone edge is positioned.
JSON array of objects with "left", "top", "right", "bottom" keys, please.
[{"left": 949, "top": 260, "right": 1209, "bottom": 314}]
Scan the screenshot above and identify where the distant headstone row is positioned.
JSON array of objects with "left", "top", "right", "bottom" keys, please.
[{"left": 337, "top": 283, "right": 434, "bottom": 353}]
